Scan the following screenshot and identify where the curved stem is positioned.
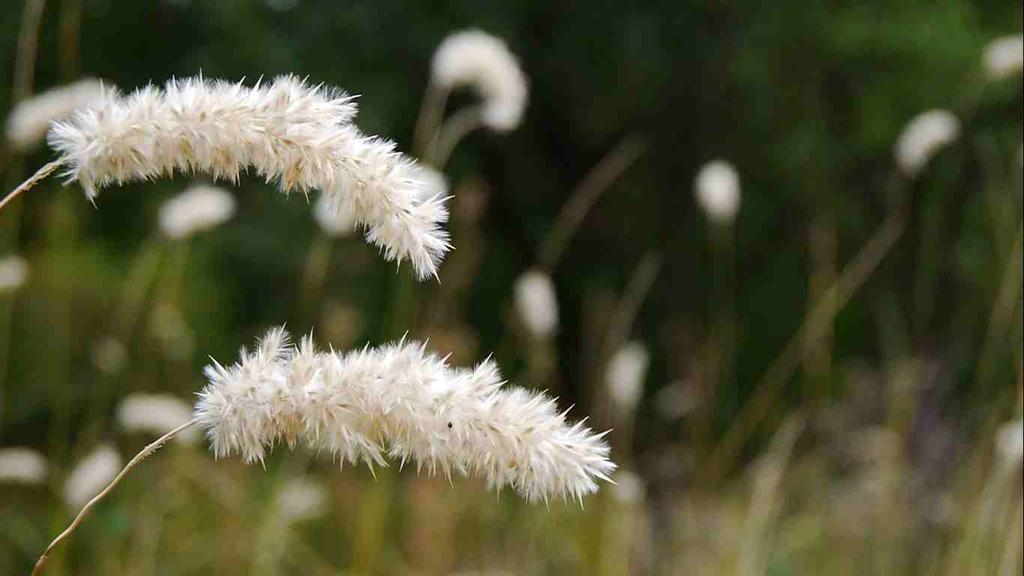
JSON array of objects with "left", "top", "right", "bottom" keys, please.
[
  {"left": 539, "top": 136, "right": 646, "bottom": 270},
  {"left": 412, "top": 82, "right": 450, "bottom": 160},
  {"left": 57, "top": 0, "right": 83, "bottom": 82},
  {"left": 700, "top": 213, "right": 905, "bottom": 485},
  {"left": 0, "top": 159, "right": 65, "bottom": 215},
  {"left": 427, "top": 106, "right": 483, "bottom": 169},
  {"left": 13, "top": 0, "right": 47, "bottom": 104},
  {"left": 31, "top": 418, "right": 198, "bottom": 576}
]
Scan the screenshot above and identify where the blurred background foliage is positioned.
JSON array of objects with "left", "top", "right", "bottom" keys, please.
[{"left": 0, "top": 0, "right": 1021, "bottom": 574}]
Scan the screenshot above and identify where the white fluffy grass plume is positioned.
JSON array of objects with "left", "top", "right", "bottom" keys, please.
[
  {"left": 0, "top": 255, "right": 29, "bottom": 293},
  {"left": 159, "top": 184, "right": 236, "bottom": 239},
  {"left": 514, "top": 269, "right": 559, "bottom": 338},
  {"left": 694, "top": 159, "right": 741, "bottom": 224},
  {"left": 983, "top": 35, "right": 1023, "bottom": 80},
  {"left": 605, "top": 341, "right": 649, "bottom": 416},
  {"left": 0, "top": 447, "right": 49, "bottom": 485},
  {"left": 47, "top": 75, "right": 449, "bottom": 278},
  {"left": 432, "top": 30, "right": 528, "bottom": 131},
  {"left": 894, "top": 109, "right": 960, "bottom": 177},
  {"left": 116, "top": 393, "right": 199, "bottom": 443},
  {"left": 276, "top": 477, "right": 328, "bottom": 522},
  {"left": 4, "top": 79, "right": 106, "bottom": 151},
  {"left": 63, "top": 445, "right": 123, "bottom": 508},
  {"left": 194, "top": 327, "right": 615, "bottom": 503}
]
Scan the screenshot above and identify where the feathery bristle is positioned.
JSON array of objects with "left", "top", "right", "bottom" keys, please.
[
  {"left": 47, "top": 75, "right": 449, "bottom": 278},
  {"left": 194, "top": 327, "right": 615, "bottom": 503}
]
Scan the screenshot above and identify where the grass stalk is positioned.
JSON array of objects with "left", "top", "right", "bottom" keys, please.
[
  {"left": 0, "top": 159, "right": 66, "bottom": 215},
  {"left": 701, "top": 213, "right": 904, "bottom": 484},
  {"left": 32, "top": 418, "right": 198, "bottom": 576},
  {"left": 539, "top": 136, "right": 646, "bottom": 270}
]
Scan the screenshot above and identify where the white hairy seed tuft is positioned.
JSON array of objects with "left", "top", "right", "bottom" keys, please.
[
  {"left": 195, "top": 328, "right": 615, "bottom": 504},
  {"left": 995, "top": 419, "right": 1023, "bottom": 469},
  {"left": 514, "top": 269, "right": 559, "bottom": 338},
  {"left": 983, "top": 35, "right": 1023, "bottom": 80},
  {"left": 0, "top": 255, "right": 28, "bottom": 293},
  {"left": 5, "top": 79, "right": 107, "bottom": 151},
  {"left": 894, "top": 110, "right": 960, "bottom": 177},
  {"left": 159, "top": 184, "right": 236, "bottom": 239},
  {"left": 63, "top": 445, "right": 123, "bottom": 509},
  {"left": 47, "top": 75, "right": 449, "bottom": 278},
  {"left": 605, "top": 341, "right": 649, "bottom": 417},
  {"left": 116, "top": 393, "right": 199, "bottom": 443},
  {"left": 432, "top": 30, "right": 528, "bottom": 132},
  {"left": 0, "top": 447, "right": 48, "bottom": 485},
  {"left": 694, "top": 159, "right": 741, "bottom": 224}
]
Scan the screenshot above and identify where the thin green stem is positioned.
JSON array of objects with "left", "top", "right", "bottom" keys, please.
[{"left": 32, "top": 419, "right": 198, "bottom": 576}]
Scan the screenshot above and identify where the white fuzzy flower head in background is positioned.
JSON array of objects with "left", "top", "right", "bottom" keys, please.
[
  {"left": 694, "top": 159, "right": 741, "bottom": 224},
  {"left": 0, "top": 447, "right": 49, "bottom": 485},
  {"left": 276, "top": 478, "right": 328, "bottom": 522},
  {"left": 432, "top": 29, "right": 529, "bottom": 132},
  {"left": 91, "top": 337, "right": 128, "bottom": 375},
  {"left": 983, "top": 34, "right": 1023, "bottom": 80},
  {"left": 894, "top": 109, "right": 961, "bottom": 177},
  {"left": 611, "top": 469, "right": 645, "bottom": 505},
  {"left": 194, "top": 327, "right": 615, "bottom": 504},
  {"left": 4, "top": 78, "right": 107, "bottom": 151},
  {"left": 411, "top": 165, "right": 450, "bottom": 202},
  {"left": 995, "top": 419, "right": 1023, "bottom": 469},
  {"left": 47, "top": 75, "right": 449, "bottom": 279},
  {"left": 64, "top": 445, "right": 123, "bottom": 509},
  {"left": 159, "top": 184, "right": 236, "bottom": 239},
  {"left": 513, "top": 269, "right": 559, "bottom": 339},
  {"left": 313, "top": 194, "right": 357, "bottom": 237},
  {"left": 605, "top": 341, "right": 649, "bottom": 416},
  {"left": 116, "top": 393, "right": 199, "bottom": 443},
  {"left": 0, "top": 255, "right": 28, "bottom": 294}
]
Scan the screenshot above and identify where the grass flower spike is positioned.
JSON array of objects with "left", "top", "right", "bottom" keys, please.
[
  {"left": 116, "top": 393, "right": 199, "bottom": 443},
  {"left": 605, "top": 341, "right": 649, "bottom": 417},
  {"left": 195, "top": 327, "right": 615, "bottom": 503},
  {"left": 0, "top": 255, "right": 29, "bottom": 293},
  {"left": 4, "top": 79, "right": 107, "bottom": 151},
  {"left": 432, "top": 30, "right": 528, "bottom": 132},
  {"left": 894, "top": 109, "right": 960, "bottom": 177},
  {"left": 0, "top": 447, "right": 48, "bottom": 485},
  {"left": 63, "top": 445, "right": 122, "bottom": 509},
  {"left": 314, "top": 194, "right": 357, "bottom": 237},
  {"left": 982, "top": 35, "right": 1023, "bottom": 80},
  {"left": 159, "top": 184, "right": 236, "bottom": 239},
  {"left": 514, "top": 269, "right": 559, "bottom": 339},
  {"left": 37, "top": 75, "right": 448, "bottom": 278},
  {"left": 694, "top": 159, "right": 741, "bottom": 224}
]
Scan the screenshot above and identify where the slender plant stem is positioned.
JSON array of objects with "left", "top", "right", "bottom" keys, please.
[
  {"left": 539, "top": 136, "right": 646, "bottom": 270},
  {"left": 601, "top": 252, "right": 661, "bottom": 362},
  {"left": 112, "top": 237, "right": 165, "bottom": 341},
  {"left": 700, "top": 222, "right": 735, "bottom": 452},
  {"left": 971, "top": 223, "right": 1023, "bottom": 394},
  {"left": 599, "top": 252, "right": 661, "bottom": 462},
  {"left": 31, "top": 418, "right": 198, "bottom": 576},
  {"left": 57, "top": 0, "right": 82, "bottom": 82},
  {"left": 700, "top": 213, "right": 905, "bottom": 485},
  {"left": 736, "top": 416, "right": 803, "bottom": 576},
  {"left": 804, "top": 213, "right": 836, "bottom": 404},
  {"left": 412, "top": 81, "right": 450, "bottom": 160},
  {"left": 0, "top": 159, "right": 66, "bottom": 215},
  {"left": 299, "top": 234, "right": 334, "bottom": 319},
  {"left": 13, "top": 0, "right": 47, "bottom": 104},
  {"left": 427, "top": 106, "right": 483, "bottom": 169}
]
